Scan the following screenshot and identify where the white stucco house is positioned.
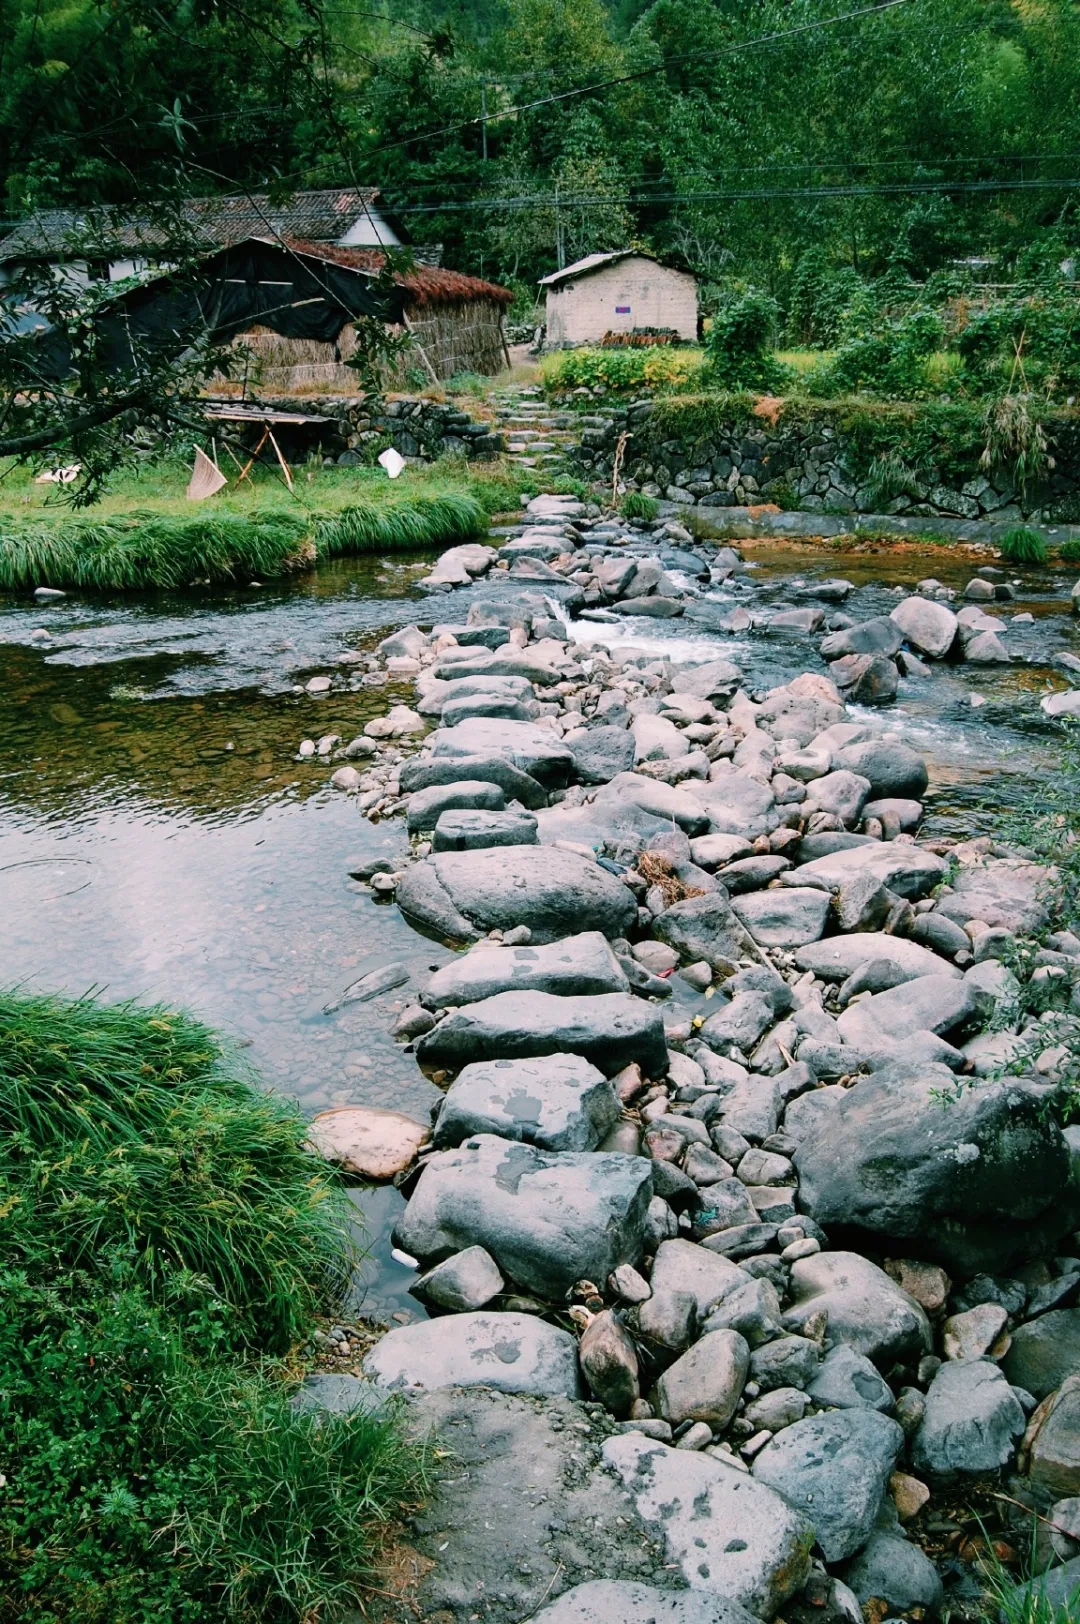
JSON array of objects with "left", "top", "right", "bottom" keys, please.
[{"left": 539, "top": 250, "right": 698, "bottom": 348}]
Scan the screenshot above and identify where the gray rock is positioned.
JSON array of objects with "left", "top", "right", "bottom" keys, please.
[
  {"left": 836, "top": 972, "right": 980, "bottom": 1047},
  {"left": 424, "top": 932, "right": 629, "bottom": 1008},
  {"left": 802, "top": 769, "right": 872, "bottom": 825},
  {"left": 394, "top": 1135, "right": 653, "bottom": 1298},
  {"left": 433, "top": 1054, "right": 620, "bottom": 1152},
  {"left": 595, "top": 772, "right": 711, "bottom": 836},
  {"left": 699, "top": 992, "right": 776, "bottom": 1057},
  {"left": 933, "top": 857, "right": 1056, "bottom": 935},
  {"left": 416, "top": 989, "right": 668, "bottom": 1077},
  {"left": 752, "top": 1409, "right": 904, "bottom": 1561},
  {"left": 743, "top": 1387, "right": 808, "bottom": 1432},
  {"left": 786, "top": 841, "right": 946, "bottom": 900},
  {"left": 636, "top": 1288, "right": 698, "bottom": 1354},
  {"left": 648, "top": 1237, "right": 744, "bottom": 1316},
  {"left": 829, "top": 653, "right": 899, "bottom": 705},
  {"left": 602, "top": 1434, "right": 814, "bottom": 1615},
  {"left": 433, "top": 808, "right": 539, "bottom": 851},
  {"left": 793, "top": 1063, "right": 1078, "bottom": 1273},
  {"left": 714, "top": 855, "right": 791, "bottom": 894},
  {"left": 675, "top": 658, "right": 744, "bottom": 702},
  {"left": 1006, "top": 1556, "right": 1080, "bottom": 1619},
  {"left": 821, "top": 617, "right": 904, "bottom": 658},
  {"left": 655, "top": 1329, "right": 750, "bottom": 1426},
  {"left": 431, "top": 717, "right": 574, "bottom": 785},
  {"left": 1003, "top": 1310, "right": 1080, "bottom": 1401},
  {"left": 807, "top": 1344, "right": 896, "bottom": 1412},
  {"left": 833, "top": 741, "right": 929, "bottom": 800},
  {"left": 441, "top": 693, "right": 537, "bottom": 727},
  {"left": 696, "top": 774, "right": 779, "bottom": 839},
  {"left": 567, "top": 726, "right": 636, "bottom": 785},
  {"left": 890, "top": 596, "right": 958, "bottom": 659},
  {"left": 407, "top": 780, "right": 507, "bottom": 833},
  {"left": 749, "top": 1335, "right": 821, "bottom": 1392},
  {"left": 794, "top": 932, "right": 956, "bottom": 982},
  {"left": 291, "top": 1372, "right": 388, "bottom": 1417},
  {"left": 654, "top": 893, "right": 752, "bottom": 972},
  {"left": 413, "top": 1245, "right": 505, "bottom": 1311},
  {"left": 786, "top": 1251, "right": 931, "bottom": 1364},
  {"left": 702, "top": 1277, "right": 783, "bottom": 1347},
  {"left": 912, "top": 1358, "right": 1026, "bottom": 1478},
  {"left": 579, "top": 1310, "right": 640, "bottom": 1414},
  {"left": 840, "top": 1532, "right": 943, "bottom": 1614},
  {"left": 526, "top": 1581, "right": 760, "bottom": 1624},
  {"left": 756, "top": 691, "right": 846, "bottom": 746},
  {"left": 364, "top": 1311, "right": 582, "bottom": 1396},
  {"left": 399, "top": 751, "right": 548, "bottom": 809},
  {"left": 397, "top": 848, "right": 637, "bottom": 945},
  {"left": 732, "top": 887, "right": 831, "bottom": 948}
]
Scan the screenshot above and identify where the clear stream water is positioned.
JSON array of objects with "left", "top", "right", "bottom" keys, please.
[{"left": 1, "top": 535, "right": 1077, "bottom": 1313}]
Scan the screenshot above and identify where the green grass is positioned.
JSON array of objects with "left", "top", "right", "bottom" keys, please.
[
  {"left": 1058, "top": 536, "right": 1080, "bottom": 563},
  {"left": 0, "top": 991, "right": 422, "bottom": 1624},
  {"left": 0, "top": 455, "right": 525, "bottom": 591},
  {"left": 620, "top": 489, "right": 659, "bottom": 521},
  {"left": 1000, "top": 525, "right": 1049, "bottom": 565}
]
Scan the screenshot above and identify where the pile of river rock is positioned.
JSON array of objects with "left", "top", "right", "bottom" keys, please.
[{"left": 308, "top": 496, "right": 1080, "bottom": 1624}]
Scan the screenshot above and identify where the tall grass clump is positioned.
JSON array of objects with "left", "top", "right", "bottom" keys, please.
[
  {"left": 0, "top": 991, "right": 422, "bottom": 1623},
  {"left": 999, "top": 525, "right": 1049, "bottom": 565},
  {"left": 620, "top": 490, "right": 659, "bottom": 521},
  {"left": 315, "top": 488, "right": 485, "bottom": 555},
  {"left": 0, "top": 510, "right": 312, "bottom": 592}
]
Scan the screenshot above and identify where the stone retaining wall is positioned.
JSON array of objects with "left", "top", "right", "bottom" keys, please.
[
  {"left": 572, "top": 399, "right": 1080, "bottom": 523},
  {"left": 249, "top": 393, "right": 505, "bottom": 464}
]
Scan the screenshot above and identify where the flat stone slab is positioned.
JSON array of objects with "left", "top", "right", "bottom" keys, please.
[
  {"left": 306, "top": 1105, "right": 429, "bottom": 1180},
  {"left": 933, "top": 856, "right": 1057, "bottom": 934},
  {"left": 394, "top": 1134, "right": 653, "bottom": 1298},
  {"left": 752, "top": 1410, "right": 904, "bottom": 1562},
  {"left": 595, "top": 773, "right": 711, "bottom": 836},
  {"left": 433, "top": 808, "right": 540, "bottom": 851},
  {"left": 795, "top": 933, "right": 957, "bottom": 982},
  {"left": 416, "top": 989, "right": 668, "bottom": 1078},
  {"left": 396, "top": 847, "right": 638, "bottom": 945},
  {"left": 399, "top": 752, "right": 548, "bottom": 810},
  {"left": 836, "top": 972, "right": 981, "bottom": 1046},
  {"left": 601, "top": 1434, "right": 814, "bottom": 1616},
  {"left": 431, "top": 717, "right": 574, "bottom": 785},
  {"left": 527, "top": 1582, "right": 759, "bottom": 1624},
  {"left": 423, "top": 931, "right": 629, "bottom": 1008},
  {"left": 406, "top": 780, "right": 507, "bottom": 833},
  {"left": 731, "top": 886, "right": 831, "bottom": 947},
  {"left": 785, "top": 841, "right": 946, "bottom": 899},
  {"left": 364, "top": 1312, "right": 581, "bottom": 1396},
  {"left": 433, "top": 1054, "right": 620, "bottom": 1152}
]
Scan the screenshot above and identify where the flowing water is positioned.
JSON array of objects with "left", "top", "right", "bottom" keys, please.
[{"left": 2, "top": 534, "right": 1078, "bottom": 1313}]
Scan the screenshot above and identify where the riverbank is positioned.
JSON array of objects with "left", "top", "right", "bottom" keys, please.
[
  {"left": 0, "top": 459, "right": 531, "bottom": 592},
  {"left": 0, "top": 990, "right": 422, "bottom": 1622},
  {"left": 307, "top": 499, "right": 1080, "bottom": 1622}
]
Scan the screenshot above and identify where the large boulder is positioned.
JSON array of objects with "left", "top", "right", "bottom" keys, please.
[
  {"left": 406, "top": 781, "right": 506, "bottom": 832},
  {"left": 433, "top": 809, "right": 540, "bottom": 852},
  {"left": 785, "top": 1251, "right": 931, "bottom": 1364},
  {"left": 395, "top": 1135, "right": 653, "bottom": 1298},
  {"left": 755, "top": 691, "right": 846, "bottom": 747},
  {"left": 430, "top": 717, "right": 574, "bottom": 785},
  {"left": 793, "top": 1062, "right": 1078, "bottom": 1273},
  {"left": 566, "top": 726, "right": 636, "bottom": 785},
  {"left": 785, "top": 841, "right": 946, "bottom": 900},
  {"left": 696, "top": 774, "right": 779, "bottom": 839},
  {"left": 933, "top": 856, "right": 1058, "bottom": 935},
  {"left": 839, "top": 1532, "right": 943, "bottom": 1616},
  {"left": 674, "top": 658, "right": 743, "bottom": 702},
  {"left": 912, "top": 1359, "right": 1026, "bottom": 1479},
  {"left": 433, "top": 1054, "right": 620, "bottom": 1152},
  {"left": 890, "top": 596, "right": 958, "bottom": 658},
  {"left": 423, "top": 932, "right": 629, "bottom": 1008},
  {"left": 595, "top": 773, "right": 711, "bottom": 836},
  {"left": 648, "top": 1238, "right": 744, "bottom": 1316},
  {"left": 752, "top": 1409, "right": 904, "bottom": 1561},
  {"left": 1003, "top": 1310, "right": 1080, "bottom": 1401},
  {"left": 820, "top": 617, "right": 904, "bottom": 659},
  {"left": 396, "top": 848, "right": 637, "bottom": 945},
  {"left": 415, "top": 989, "right": 668, "bottom": 1078},
  {"left": 654, "top": 1330, "right": 750, "bottom": 1427},
  {"left": 833, "top": 740, "right": 929, "bottom": 800},
  {"left": 795, "top": 933, "right": 957, "bottom": 983},
  {"left": 835, "top": 973, "right": 982, "bottom": 1047},
  {"left": 1023, "top": 1374, "right": 1080, "bottom": 1497},
  {"left": 364, "top": 1312, "right": 581, "bottom": 1396},
  {"left": 602, "top": 1435, "right": 814, "bottom": 1616}
]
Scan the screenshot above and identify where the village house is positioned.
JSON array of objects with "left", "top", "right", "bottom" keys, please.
[{"left": 539, "top": 249, "right": 698, "bottom": 348}]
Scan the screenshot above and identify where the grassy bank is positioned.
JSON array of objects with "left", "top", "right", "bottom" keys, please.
[
  {"left": 0, "top": 456, "right": 530, "bottom": 592},
  {"left": 0, "top": 991, "right": 422, "bottom": 1622}
]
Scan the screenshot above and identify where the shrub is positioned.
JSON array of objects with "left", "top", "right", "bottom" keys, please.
[
  {"left": 981, "top": 395, "right": 1055, "bottom": 499},
  {"left": 999, "top": 526, "right": 1049, "bottom": 565},
  {"left": 620, "top": 489, "right": 659, "bottom": 520},
  {"left": 541, "top": 345, "right": 703, "bottom": 395},
  {"left": 703, "top": 291, "right": 788, "bottom": 393},
  {"left": 1058, "top": 537, "right": 1080, "bottom": 563}
]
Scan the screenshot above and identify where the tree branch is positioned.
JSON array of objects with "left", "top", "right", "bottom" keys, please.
[{"left": 0, "top": 389, "right": 150, "bottom": 458}]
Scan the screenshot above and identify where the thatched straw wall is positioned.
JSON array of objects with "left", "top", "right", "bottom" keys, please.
[{"left": 222, "top": 296, "right": 507, "bottom": 394}]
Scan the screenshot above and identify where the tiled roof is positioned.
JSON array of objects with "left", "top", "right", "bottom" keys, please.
[
  {"left": 287, "top": 239, "right": 514, "bottom": 309},
  {"left": 0, "top": 188, "right": 387, "bottom": 263},
  {"left": 538, "top": 249, "right": 660, "bottom": 287}
]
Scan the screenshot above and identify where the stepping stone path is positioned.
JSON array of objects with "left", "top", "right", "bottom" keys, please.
[{"left": 307, "top": 488, "right": 1080, "bottom": 1621}]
